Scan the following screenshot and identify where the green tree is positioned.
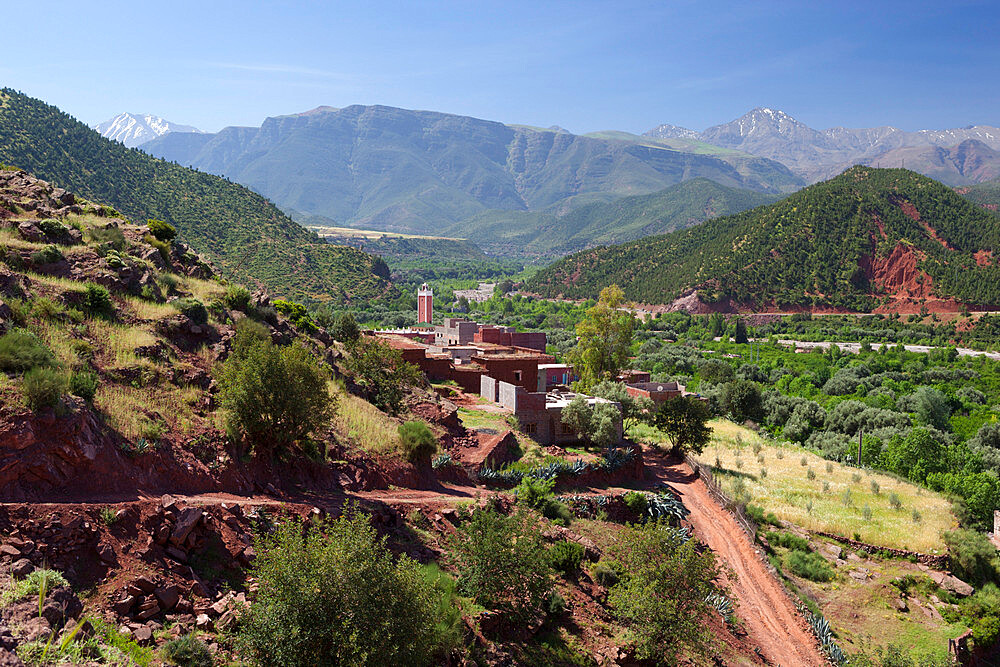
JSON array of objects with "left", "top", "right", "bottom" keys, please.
[
  {"left": 650, "top": 396, "right": 712, "bottom": 455},
  {"left": 560, "top": 396, "right": 621, "bottom": 448},
  {"left": 217, "top": 325, "right": 335, "bottom": 457},
  {"left": 568, "top": 285, "right": 634, "bottom": 389},
  {"left": 591, "top": 379, "right": 653, "bottom": 429},
  {"left": 722, "top": 380, "right": 764, "bottom": 424},
  {"left": 236, "top": 511, "right": 447, "bottom": 667},
  {"left": 331, "top": 312, "right": 361, "bottom": 342},
  {"left": 734, "top": 318, "right": 748, "bottom": 344},
  {"left": 452, "top": 506, "right": 553, "bottom": 623},
  {"left": 343, "top": 338, "right": 422, "bottom": 415},
  {"left": 607, "top": 522, "right": 722, "bottom": 664}
]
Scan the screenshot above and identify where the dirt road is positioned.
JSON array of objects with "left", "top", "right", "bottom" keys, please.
[{"left": 648, "top": 451, "right": 826, "bottom": 666}]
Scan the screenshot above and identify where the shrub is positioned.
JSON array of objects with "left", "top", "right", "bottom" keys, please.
[
  {"left": 37, "top": 218, "right": 69, "bottom": 240},
  {"left": 544, "top": 590, "right": 567, "bottom": 616},
  {"left": 69, "top": 370, "right": 98, "bottom": 401},
  {"left": 222, "top": 284, "right": 251, "bottom": 311},
  {"left": 786, "top": 550, "right": 835, "bottom": 582},
  {"left": 171, "top": 297, "right": 208, "bottom": 326},
  {"left": 607, "top": 522, "right": 722, "bottom": 663},
  {"left": 888, "top": 492, "right": 902, "bottom": 510},
  {"left": 767, "top": 531, "right": 810, "bottom": 552},
  {"left": 973, "top": 616, "right": 1000, "bottom": 649},
  {"left": 593, "top": 560, "right": 619, "bottom": 587},
  {"left": 0, "top": 329, "right": 54, "bottom": 372},
  {"left": 516, "top": 476, "right": 556, "bottom": 508},
  {"left": 30, "top": 244, "right": 64, "bottom": 265},
  {"left": 147, "top": 219, "right": 177, "bottom": 243},
  {"left": 273, "top": 299, "right": 318, "bottom": 334},
  {"left": 944, "top": 529, "right": 1000, "bottom": 586},
  {"left": 22, "top": 366, "right": 67, "bottom": 410},
  {"left": 398, "top": 421, "right": 437, "bottom": 464},
  {"left": 624, "top": 491, "right": 649, "bottom": 516},
  {"left": 236, "top": 511, "right": 447, "bottom": 667},
  {"left": 82, "top": 282, "right": 114, "bottom": 318},
  {"left": 451, "top": 506, "right": 553, "bottom": 622},
  {"left": 217, "top": 333, "right": 335, "bottom": 457},
  {"left": 162, "top": 634, "right": 212, "bottom": 667},
  {"left": 549, "top": 540, "right": 585, "bottom": 575},
  {"left": 807, "top": 468, "right": 816, "bottom": 480},
  {"left": 88, "top": 225, "right": 127, "bottom": 250}
]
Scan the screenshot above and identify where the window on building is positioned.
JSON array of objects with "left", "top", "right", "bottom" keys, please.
[
  {"left": 525, "top": 423, "right": 537, "bottom": 434},
  {"left": 513, "top": 370, "right": 522, "bottom": 382},
  {"left": 561, "top": 423, "right": 574, "bottom": 435}
]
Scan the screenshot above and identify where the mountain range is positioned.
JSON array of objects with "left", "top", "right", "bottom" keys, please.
[
  {"left": 527, "top": 167, "right": 1000, "bottom": 312},
  {"left": 1, "top": 90, "right": 391, "bottom": 303},
  {"left": 136, "top": 105, "right": 803, "bottom": 236},
  {"left": 94, "top": 112, "right": 202, "bottom": 148},
  {"left": 645, "top": 107, "right": 1000, "bottom": 183}
]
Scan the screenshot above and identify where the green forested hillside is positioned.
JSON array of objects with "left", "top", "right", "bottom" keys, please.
[
  {"left": 528, "top": 168, "right": 1000, "bottom": 310},
  {"left": 141, "top": 104, "right": 804, "bottom": 236},
  {"left": 958, "top": 177, "right": 1000, "bottom": 214},
  {"left": 444, "top": 179, "right": 780, "bottom": 257},
  {"left": 0, "top": 89, "right": 393, "bottom": 303}
]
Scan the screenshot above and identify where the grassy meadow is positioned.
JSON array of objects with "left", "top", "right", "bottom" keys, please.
[{"left": 693, "top": 420, "right": 956, "bottom": 553}]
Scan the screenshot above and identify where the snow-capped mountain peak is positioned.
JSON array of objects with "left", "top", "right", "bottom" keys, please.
[{"left": 94, "top": 113, "right": 202, "bottom": 148}]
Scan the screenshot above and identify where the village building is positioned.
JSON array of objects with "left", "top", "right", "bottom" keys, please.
[{"left": 368, "top": 284, "right": 622, "bottom": 445}]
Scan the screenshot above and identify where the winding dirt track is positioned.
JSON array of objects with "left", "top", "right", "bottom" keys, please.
[{"left": 648, "top": 452, "right": 826, "bottom": 666}]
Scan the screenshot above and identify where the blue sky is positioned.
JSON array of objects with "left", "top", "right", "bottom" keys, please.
[{"left": 1, "top": 0, "right": 997, "bottom": 134}]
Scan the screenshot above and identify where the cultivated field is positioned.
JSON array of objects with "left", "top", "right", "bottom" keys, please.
[{"left": 693, "top": 421, "right": 956, "bottom": 553}]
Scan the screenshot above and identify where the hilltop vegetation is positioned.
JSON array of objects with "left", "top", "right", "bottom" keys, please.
[
  {"left": 529, "top": 168, "right": 1000, "bottom": 310},
  {"left": 958, "top": 176, "right": 1000, "bottom": 215},
  {"left": 0, "top": 89, "right": 392, "bottom": 303}
]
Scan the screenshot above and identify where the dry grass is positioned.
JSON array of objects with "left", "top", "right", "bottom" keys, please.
[
  {"left": 331, "top": 383, "right": 402, "bottom": 457},
  {"left": 694, "top": 420, "right": 955, "bottom": 553},
  {"left": 86, "top": 321, "right": 159, "bottom": 367},
  {"left": 95, "top": 384, "right": 177, "bottom": 440},
  {"left": 178, "top": 276, "right": 225, "bottom": 302},
  {"left": 124, "top": 296, "right": 177, "bottom": 321}
]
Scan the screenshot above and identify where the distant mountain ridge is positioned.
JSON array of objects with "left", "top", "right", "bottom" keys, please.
[
  {"left": 527, "top": 167, "right": 1000, "bottom": 312},
  {"left": 95, "top": 112, "right": 202, "bottom": 148},
  {"left": 645, "top": 107, "right": 1000, "bottom": 183},
  {"left": 139, "top": 104, "right": 803, "bottom": 236}
]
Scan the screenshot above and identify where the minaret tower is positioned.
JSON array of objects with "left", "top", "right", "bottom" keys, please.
[{"left": 417, "top": 283, "right": 433, "bottom": 324}]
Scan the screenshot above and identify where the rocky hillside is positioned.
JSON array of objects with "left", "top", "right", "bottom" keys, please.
[
  {"left": 527, "top": 167, "right": 1000, "bottom": 312},
  {"left": 0, "top": 89, "right": 392, "bottom": 304},
  {"left": 139, "top": 104, "right": 804, "bottom": 236}
]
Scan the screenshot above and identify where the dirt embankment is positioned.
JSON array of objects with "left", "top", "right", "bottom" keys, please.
[{"left": 646, "top": 451, "right": 827, "bottom": 667}]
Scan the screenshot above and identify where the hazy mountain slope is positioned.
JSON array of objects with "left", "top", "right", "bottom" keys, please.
[
  {"left": 95, "top": 112, "right": 201, "bottom": 148},
  {"left": 858, "top": 140, "right": 1000, "bottom": 186},
  {"left": 141, "top": 104, "right": 804, "bottom": 236},
  {"left": 0, "top": 89, "right": 392, "bottom": 303},
  {"left": 446, "top": 178, "right": 780, "bottom": 257},
  {"left": 647, "top": 108, "right": 1000, "bottom": 183},
  {"left": 527, "top": 167, "right": 1000, "bottom": 311}
]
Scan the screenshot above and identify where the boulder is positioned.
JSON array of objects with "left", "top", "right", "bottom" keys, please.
[
  {"left": 16, "top": 221, "right": 43, "bottom": 243},
  {"left": 928, "top": 571, "right": 974, "bottom": 597},
  {"left": 169, "top": 507, "right": 204, "bottom": 546},
  {"left": 10, "top": 559, "right": 33, "bottom": 578}
]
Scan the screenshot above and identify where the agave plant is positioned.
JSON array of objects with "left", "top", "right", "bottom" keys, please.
[{"left": 431, "top": 453, "right": 453, "bottom": 469}]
